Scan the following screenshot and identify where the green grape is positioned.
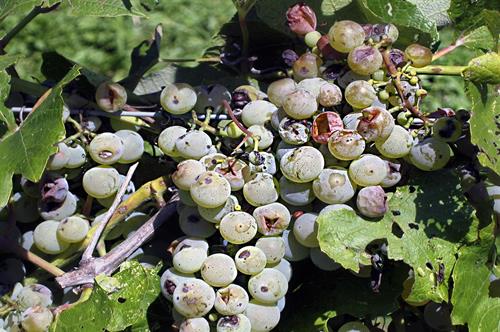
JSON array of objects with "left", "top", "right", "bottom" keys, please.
[
  {"left": 160, "top": 268, "right": 195, "bottom": 302},
  {"left": 241, "top": 100, "right": 277, "bottom": 127},
  {"left": 318, "top": 82, "right": 343, "bottom": 107},
  {"left": 310, "top": 247, "right": 341, "bottom": 271},
  {"left": 95, "top": 82, "right": 127, "bottom": 112},
  {"left": 269, "top": 258, "right": 292, "bottom": 282},
  {"left": 57, "top": 215, "right": 90, "bottom": 243},
  {"left": 88, "top": 132, "right": 124, "bottom": 165},
  {"left": 423, "top": 302, "right": 452, "bottom": 331},
  {"left": 82, "top": 166, "right": 120, "bottom": 198},
  {"left": 408, "top": 138, "right": 451, "bottom": 171},
  {"left": 39, "top": 192, "right": 77, "bottom": 221},
  {"left": 246, "top": 125, "right": 274, "bottom": 150},
  {"left": 179, "top": 317, "right": 210, "bottom": 332},
  {"left": 178, "top": 207, "right": 217, "bottom": 238},
  {"left": 282, "top": 89, "right": 318, "bottom": 120},
  {"left": 235, "top": 246, "right": 267, "bottom": 276},
  {"left": 278, "top": 117, "right": 310, "bottom": 145},
  {"left": 248, "top": 268, "right": 288, "bottom": 304},
  {"left": 114, "top": 130, "right": 144, "bottom": 164},
  {"left": 319, "top": 204, "right": 354, "bottom": 215},
  {"left": 293, "top": 213, "right": 319, "bottom": 248},
  {"left": 219, "top": 211, "right": 258, "bottom": 244},
  {"left": 173, "top": 278, "right": 215, "bottom": 318},
  {"left": 190, "top": 171, "right": 231, "bottom": 208},
  {"left": 201, "top": 253, "right": 238, "bottom": 287},
  {"left": 214, "top": 284, "right": 249, "bottom": 315},
  {"left": 255, "top": 237, "right": 286, "bottom": 264},
  {"left": 292, "top": 52, "right": 322, "bottom": 81},
  {"left": 432, "top": 117, "right": 463, "bottom": 142},
  {"left": 96, "top": 174, "right": 135, "bottom": 208},
  {"left": 46, "top": 143, "right": 70, "bottom": 171},
  {"left": 348, "top": 45, "right": 383, "bottom": 76},
  {"left": 174, "top": 246, "right": 208, "bottom": 274},
  {"left": 244, "top": 300, "right": 281, "bottom": 332},
  {"left": 279, "top": 176, "right": 315, "bottom": 206},
  {"left": 243, "top": 173, "right": 279, "bottom": 207},
  {"left": 328, "top": 20, "right": 365, "bottom": 53},
  {"left": 375, "top": 125, "right": 413, "bottom": 158},
  {"left": 282, "top": 229, "right": 310, "bottom": 261},
  {"left": 305, "top": 31, "right": 322, "bottom": 48},
  {"left": 313, "top": 168, "right": 357, "bottom": 204},
  {"left": 172, "top": 159, "right": 206, "bottom": 191},
  {"left": 344, "top": 80, "right": 377, "bottom": 109},
  {"left": 338, "top": 321, "right": 370, "bottom": 332},
  {"left": 65, "top": 144, "right": 87, "bottom": 169},
  {"left": 175, "top": 130, "right": 213, "bottom": 160},
  {"left": 405, "top": 44, "right": 433, "bottom": 68},
  {"left": 356, "top": 186, "right": 387, "bottom": 218},
  {"left": 158, "top": 126, "right": 188, "bottom": 157},
  {"left": 11, "top": 192, "right": 39, "bottom": 223},
  {"left": 253, "top": 202, "right": 291, "bottom": 236},
  {"left": 34, "top": 220, "right": 69, "bottom": 254},
  {"left": 161, "top": 83, "right": 197, "bottom": 115},
  {"left": 357, "top": 107, "right": 395, "bottom": 142},
  {"left": 179, "top": 189, "right": 197, "bottom": 207},
  {"left": 371, "top": 69, "right": 386, "bottom": 82},
  {"left": 216, "top": 314, "right": 251, "bottom": 332},
  {"left": 349, "top": 154, "right": 388, "bottom": 187},
  {"left": 271, "top": 108, "right": 287, "bottom": 131},
  {"left": 198, "top": 195, "right": 239, "bottom": 224},
  {"left": 267, "top": 78, "right": 297, "bottom": 107},
  {"left": 21, "top": 306, "right": 53, "bottom": 332},
  {"left": 280, "top": 146, "right": 324, "bottom": 183},
  {"left": 328, "top": 129, "right": 366, "bottom": 161}
]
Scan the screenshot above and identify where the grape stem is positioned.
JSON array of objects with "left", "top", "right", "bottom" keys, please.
[
  {"left": 408, "top": 65, "right": 467, "bottom": 76},
  {"left": 432, "top": 35, "right": 465, "bottom": 62}
]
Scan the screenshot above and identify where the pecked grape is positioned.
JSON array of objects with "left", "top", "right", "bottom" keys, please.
[
  {"left": 280, "top": 146, "right": 324, "bottom": 183},
  {"left": 160, "top": 268, "right": 195, "bottom": 302},
  {"left": 313, "top": 168, "right": 357, "bottom": 204},
  {"left": 253, "top": 202, "right": 291, "bottom": 236},
  {"left": 348, "top": 45, "right": 383, "bottom": 76},
  {"left": 95, "top": 82, "right": 127, "bottom": 112},
  {"left": 219, "top": 211, "right": 258, "bottom": 244},
  {"left": 235, "top": 246, "right": 267, "bottom": 275},
  {"left": 214, "top": 284, "right": 249, "bottom": 315},
  {"left": 88, "top": 132, "right": 124, "bottom": 165},
  {"left": 357, "top": 107, "right": 395, "bottom": 142},
  {"left": 328, "top": 129, "right": 365, "bottom": 161},
  {"left": 216, "top": 314, "right": 251, "bottom": 332}
]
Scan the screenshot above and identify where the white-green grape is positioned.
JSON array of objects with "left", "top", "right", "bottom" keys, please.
[
  {"left": 318, "top": 82, "right": 343, "bottom": 107},
  {"left": 432, "top": 117, "right": 463, "bottom": 142},
  {"left": 178, "top": 208, "right": 217, "bottom": 238},
  {"left": 216, "top": 315, "right": 251, "bottom": 332},
  {"left": 279, "top": 177, "right": 315, "bottom": 206},
  {"left": 201, "top": 253, "right": 237, "bottom": 287},
  {"left": 255, "top": 237, "right": 286, "bottom": 264},
  {"left": 160, "top": 268, "right": 195, "bottom": 302},
  {"left": 115, "top": 130, "right": 144, "bottom": 164},
  {"left": 280, "top": 146, "right": 324, "bottom": 183},
  {"left": 219, "top": 211, "right": 257, "bottom": 244},
  {"left": 297, "top": 77, "right": 327, "bottom": 100},
  {"left": 161, "top": 83, "right": 197, "bottom": 115},
  {"left": 39, "top": 192, "right": 77, "bottom": 221},
  {"left": 282, "top": 229, "right": 310, "bottom": 261},
  {"left": 57, "top": 215, "right": 89, "bottom": 243},
  {"left": 246, "top": 125, "right": 274, "bottom": 150},
  {"left": 313, "top": 168, "right": 357, "bottom": 204},
  {"left": 409, "top": 138, "right": 452, "bottom": 171},
  {"left": 267, "top": 78, "right": 297, "bottom": 107},
  {"left": 269, "top": 258, "right": 292, "bottom": 282},
  {"left": 327, "top": 129, "right": 365, "bottom": 161},
  {"left": 275, "top": 141, "right": 298, "bottom": 162},
  {"left": 173, "top": 278, "right": 215, "bottom": 318},
  {"left": 190, "top": 171, "right": 231, "bottom": 208},
  {"left": 319, "top": 143, "right": 348, "bottom": 168},
  {"left": 243, "top": 173, "right": 278, "bottom": 207},
  {"left": 338, "top": 321, "right": 370, "bottom": 332},
  {"left": 88, "top": 132, "right": 124, "bottom": 165},
  {"left": 282, "top": 89, "right": 318, "bottom": 120},
  {"left": 357, "top": 107, "right": 395, "bottom": 142},
  {"left": 319, "top": 204, "right": 354, "bottom": 215},
  {"left": 241, "top": 100, "right": 277, "bottom": 127},
  {"left": 345, "top": 80, "right": 377, "bottom": 109},
  {"left": 349, "top": 154, "right": 388, "bottom": 187},
  {"left": 244, "top": 300, "right": 280, "bottom": 332},
  {"left": 375, "top": 125, "right": 413, "bottom": 158},
  {"left": 234, "top": 246, "right": 267, "bottom": 275},
  {"left": 247, "top": 151, "right": 277, "bottom": 176},
  {"left": 173, "top": 246, "right": 208, "bottom": 274},
  {"left": 328, "top": 20, "right": 365, "bottom": 53},
  {"left": 278, "top": 117, "right": 310, "bottom": 145},
  {"left": 82, "top": 166, "right": 121, "bottom": 199},
  {"left": 248, "top": 268, "right": 288, "bottom": 304},
  {"left": 21, "top": 306, "right": 53, "bottom": 332},
  {"left": 292, "top": 213, "right": 319, "bottom": 248},
  {"left": 14, "top": 284, "right": 53, "bottom": 309},
  {"left": 173, "top": 237, "right": 209, "bottom": 256},
  {"left": 65, "top": 144, "right": 87, "bottom": 169},
  {"left": 214, "top": 284, "right": 249, "bottom": 315},
  {"left": 175, "top": 131, "right": 213, "bottom": 160},
  {"left": 172, "top": 159, "right": 206, "bottom": 191},
  {"left": 46, "top": 143, "right": 70, "bottom": 171},
  {"left": 33, "top": 220, "right": 70, "bottom": 254},
  {"left": 356, "top": 186, "right": 388, "bottom": 218},
  {"left": 271, "top": 108, "right": 287, "bottom": 131},
  {"left": 11, "top": 192, "right": 39, "bottom": 223},
  {"left": 253, "top": 202, "right": 291, "bottom": 236},
  {"left": 179, "top": 317, "right": 210, "bottom": 332},
  {"left": 310, "top": 247, "right": 341, "bottom": 271},
  {"left": 423, "top": 302, "right": 452, "bottom": 331},
  {"left": 198, "top": 195, "right": 239, "bottom": 224},
  {"left": 158, "top": 126, "right": 187, "bottom": 157}
]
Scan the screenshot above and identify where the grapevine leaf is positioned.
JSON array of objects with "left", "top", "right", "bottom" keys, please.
[
  {"left": 449, "top": 0, "right": 500, "bottom": 32},
  {"left": 0, "top": 0, "right": 39, "bottom": 23},
  {"left": 58, "top": 0, "right": 147, "bottom": 17},
  {"left": 463, "top": 52, "right": 500, "bottom": 84},
  {"left": 0, "top": 55, "right": 18, "bottom": 132},
  {"left": 0, "top": 65, "right": 80, "bottom": 208},
  {"left": 462, "top": 26, "right": 495, "bottom": 50},
  {"left": 321, "top": 0, "right": 352, "bottom": 15},
  {"left": 465, "top": 81, "right": 500, "bottom": 175},
  {"left": 406, "top": 0, "right": 451, "bottom": 27},
  {"left": 232, "top": 0, "right": 257, "bottom": 16}
]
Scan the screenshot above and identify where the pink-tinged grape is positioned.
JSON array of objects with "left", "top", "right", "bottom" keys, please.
[
  {"left": 282, "top": 229, "right": 310, "bottom": 261},
  {"left": 349, "top": 154, "right": 388, "bottom": 187},
  {"left": 313, "top": 168, "right": 357, "bottom": 204},
  {"left": 357, "top": 107, "right": 395, "bottom": 142},
  {"left": 179, "top": 317, "right": 210, "bottom": 332},
  {"left": 408, "top": 138, "right": 452, "bottom": 171},
  {"left": 278, "top": 117, "right": 310, "bottom": 145},
  {"left": 348, "top": 45, "right": 383, "bottom": 76},
  {"left": 280, "top": 146, "right": 324, "bottom": 183},
  {"left": 173, "top": 278, "right": 215, "bottom": 318},
  {"left": 173, "top": 246, "right": 207, "bottom": 274},
  {"left": 244, "top": 300, "right": 281, "bottom": 332},
  {"left": 161, "top": 83, "right": 197, "bottom": 115},
  {"left": 82, "top": 166, "right": 120, "bottom": 199},
  {"left": 253, "top": 202, "right": 291, "bottom": 236},
  {"left": 160, "top": 268, "right": 195, "bottom": 302},
  {"left": 34, "top": 220, "right": 70, "bottom": 255},
  {"left": 405, "top": 44, "right": 433, "bottom": 68},
  {"left": 175, "top": 130, "right": 213, "bottom": 160},
  {"left": 267, "top": 78, "right": 297, "bottom": 107},
  {"left": 201, "top": 253, "right": 238, "bottom": 287},
  {"left": 57, "top": 215, "right": 89, "bottom": 243},
  {"left": 243, "top": 173, "right": 279, "bottom": 207},
  {"left": 190, "top": 171, "right": 231, "bottom": 208},
  {"left": 88, "top": 132, "right": 124, "bottom": 165},
  {"left": 282, "top": 89, "right": 318, "bottom": 120},
  {"left": 198, "top": 195, "right": 239, "bottom": 224},
  {"left": 115, "top": 130, "right": 144, "bottom": 164},
  {"left": 279, "top": 176, "right": 315, "bottom": 206},
  {"left": 328, "top": 129, "right": 365, "bottom": 161},
  {"left": 432, "top": 117, "right": 463, "bottom": 142},
  {"left": 256, "top": 237, "right": 286, "bottom": 264},
  {"left": 345, "top": 80, "right": 377, "bottom": 109},
  {"left": 292, "top": 52, "right": 322, "bottom": 81},
  {"left": 338, "top": 321, "right": 370, "bottom": 332},
  {"left": 241, "top": 100, "right": 277, "bottom": 127},
  {"left": 21, "top": 306, "right": 53, "bottom": 332},
  {"left": 219, "top": 211, "right": 258, "bottom": 244},
  {"left": 95, "top": 82, "right": 127, "bottom": 112},
  {"left": 356, "top": 186, "right": 388, "bottom": 218},
  {"left": 328, "top": 20, "right": 365, "bottom": 53},
  {"left": 310, "top": 247, "right": 341, "bottom": 271},
  {"left": 172, "top": 159, "right": 206, "bottom": 191},
  {"left": 214, "top": 284, "right": 249, "bottom": 315},
  {"left": 248, "top": 268, "right": 288, "bottom": 304},
  {"left": 375, "top": 125, "right": 413, "bottom": 158},
  {"left": 246, "top": 125, "right": 274, "bottom": 150},
  {"left": 235, "top": 246, "right": 267, "bottom": 275},
  {"left": 293, "top": 212, "right": 319, "bottom": 248},
  {"left": 158, "top": 126, "right": 187, "bottom": 157}
]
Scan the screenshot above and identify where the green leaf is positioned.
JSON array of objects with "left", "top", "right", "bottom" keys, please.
[
  {"left": 0, "top": 65, "right": 80, "bottom": 208},
  {"left": 232, "top": 0, "right": 257, "bottom": 16},
  {"left": 58, "top": 0, "right": 147, "bottom": 17},
  {"left": 466, "top": 81, "right": 500, "bottom": 175},
  {"left": 463, "top": 52, "right": 500, "bottom": 84},
  {"left": 0, "top": 0, "right": 39, "bottom": 23},
  {"left": 406, "top": 0, "right": 451, "bottom": 27},
  {"left": 462, "top": 26, "right": 495, "bottom": 50},
  {"left": 0, "top": 55, "right": 18, "bottom": 133},
  {"left": 321, "top": 0, "right": 352, "bottom": 15},
  {"left": 449, "top": 0, "right": 500, "bottom": 32}
]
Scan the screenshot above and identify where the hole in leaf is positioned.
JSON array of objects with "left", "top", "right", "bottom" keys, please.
[
  {"left": 117, "top": 297, "right": 126, "bottom": 303},
  {"left": 391, "top": 223, "right": 403, "bottom": 238}
]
